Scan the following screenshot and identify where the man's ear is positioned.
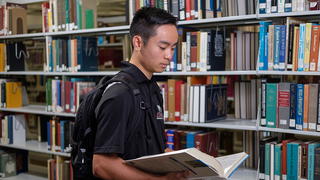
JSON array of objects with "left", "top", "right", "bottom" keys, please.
[{"left": 132, "top": 35, "right": 143, "bottom": 51}]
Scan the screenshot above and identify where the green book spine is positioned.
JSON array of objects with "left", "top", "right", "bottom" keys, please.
[
  {"left": 265, "top": 143, "right": 271, "bottom": 180},
  {"left": 76, "top": 0, "right": 82, "bottom": 29},
  {"left": 266, "top": 83, "right": 278, "bottom": 128},
  {"left": 275, "top": 144, "right": 282, "bottom": 180}
]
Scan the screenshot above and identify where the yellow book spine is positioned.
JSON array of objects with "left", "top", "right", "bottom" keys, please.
[{"left": 304, "top": 23, "right": 312, "bottom": 71}]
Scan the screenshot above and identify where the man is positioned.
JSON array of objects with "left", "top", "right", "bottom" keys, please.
[{"left": 92, "top": 7, "right": 188, "bottom": 180}]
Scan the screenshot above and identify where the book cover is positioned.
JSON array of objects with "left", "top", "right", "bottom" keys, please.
[
  {"left": 125, "top": 148, "right": 248, "bottom": 179},
  {"left": 205, "top": 84, "right": 227, "bottom": 122}
]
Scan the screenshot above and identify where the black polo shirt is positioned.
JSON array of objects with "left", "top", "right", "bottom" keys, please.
[{"left": 94, "top": 62, "right": 166, "bottom": 160}]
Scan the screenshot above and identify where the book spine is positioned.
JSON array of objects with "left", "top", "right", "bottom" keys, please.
[
  {"left": 297, "top": 24, "right": 306, "bottom": 71},
  {"left": 266, "top": 83, "right": 278, "bottom": 128},
  {"left": 259, "top": 0, "right": 267, "bottom": 13},
  {"left": 295, "top": 84, "right": 304, "bottom": 130},
  {"left": 285, "top": 0, "right": 293, "bottom": 12},
  {"left": 265, "top": 143, "right": 271, "bottom": 180},
  {"left": 279, "top": 25, "right": 287, "bottom": 71},
  {"left": 273, "top": 25, "right": 281, "bottom": 70}
]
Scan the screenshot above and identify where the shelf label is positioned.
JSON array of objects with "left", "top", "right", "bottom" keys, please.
[
  {"left": 303, "top": 123, "right": 308, "bottom": 129},
  {"left": 296, "top": 124, "right": 303, "bottom": 130},
  {"left": 282, "top": 175, "right": 287, "bottom": 180},
  {"left": 309, "top": 123, "right": 316, "bottom": 130},
  {"left": 285, "top": 4, "right": 292, "bottom": 8},
  {"left": 280, "top": 119, "right": 287, "bottom": 125},
  {"left": 289, "top": 119, "right": 295, "bottom": 127},
  {"left": 259, "top": 3, "right": 266, "bottom": 8}
]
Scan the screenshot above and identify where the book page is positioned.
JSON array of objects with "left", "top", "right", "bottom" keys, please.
[{"left": 215, "top": 152, "right": 248, "bottom": 178}]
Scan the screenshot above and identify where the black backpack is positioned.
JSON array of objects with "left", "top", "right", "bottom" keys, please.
[{"left": 71, "top": 72, "right": 146, "bottom": 179}]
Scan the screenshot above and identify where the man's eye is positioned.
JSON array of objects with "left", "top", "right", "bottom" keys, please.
[{"left": 159, "top": 47, "right": 166, "bottom": 50}]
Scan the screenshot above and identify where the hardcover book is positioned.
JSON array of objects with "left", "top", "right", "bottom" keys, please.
[{"left": 125, "top": 148, "right": 248, "bottom": 179}]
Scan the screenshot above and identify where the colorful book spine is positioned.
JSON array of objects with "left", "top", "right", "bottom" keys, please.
[
  {"left": 297, "top": 24, "right": 306, "bottom": 71},
  {"left": 259, "top": 22, "right": 272, "bottom": 70},
  {"left": 275, "top": 144, "right": 282, "bottom": 180},
  {"left": 295, "top": 84, "right": 304, "bottom": 130},
  {"left": 308, "top": 143, "right": 320, "bottom": 180},
  {"left": 279, "top": 25, "right": 287, "bottom": 71},
  {"left": 273, "top": 25, "right": 281, "bottom": 70},
  {"left": 260, "top": 0, "right": 267, "bottom": 13},
  {"left": 266, "top": 83, "right": 278, "bottom": 128}
]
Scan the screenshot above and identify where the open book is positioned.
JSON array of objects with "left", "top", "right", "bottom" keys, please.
[{"left": 125, "top": 148, "right": 248, "bottom": 179}]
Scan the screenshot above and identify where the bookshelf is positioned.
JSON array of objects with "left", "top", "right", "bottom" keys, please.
[
  {"left": 0, "top": 0, "right": 319, "bottom": 179},
  {"left": 0, "top": 105, "right": 75, "bottom": 117},
  {"left": 0, "top": 140, "right": 70, "bottom": 157}
]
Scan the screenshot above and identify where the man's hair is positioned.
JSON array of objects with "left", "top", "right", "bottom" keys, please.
[{"left": 129, "top": 7, "right": 177, "bottom": 46}]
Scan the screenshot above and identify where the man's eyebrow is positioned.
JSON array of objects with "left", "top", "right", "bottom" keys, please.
[{"left": 159, "top": 41, "right": 178, "bottom": 46}]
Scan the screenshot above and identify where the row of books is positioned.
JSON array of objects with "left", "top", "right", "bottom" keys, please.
[
  {"left": 0, "top": 150, "right": 28, "bottom": 178},
  {"left": 133, "top": 0, "right": 256, "bottom": 21},
  {"left": 48, "top": 156, "right": 73, "bottom": 180},
  {"left": 0, "top": 80, "right": 23, "bottom": 108},
  {"left": 234, "top": 80, "right": 259, "bottom": 120},
  {"left": 165, "top": 129, "right": 258, "bottom": 169},
  {"left": 261, "top": 82, "right": 320, "bottom": 131},
  {"left": 259, "top": 0, "right": 320, "bottom": 14},
  {"left": 46, "top": 78, "right": 95, "bottom": 113},
  {"left": 165, "top": 28, "right": 258, "bottom": 72},
  {"left": 0, "top": 115, "right": 26, "bottom": 146},
  {"left": 46, "top": 37, "right": 98, "bottom": 72},
  {"left": 259, "top": 137, "right": 320, "bottom": 180},
  {"left": 165, "top": 129, "right": 219, "bottom": 156},
  {"left": 229, "top": 30, "right": 259, "bottom": 71},
  {"left": 158, "top": 76, "right": 227, "bottom": 122},
  {"left": 0, "top": 3, "right": 27, "bottom": 35},
  {"left": 47, "top": 117, "right": 74, "bottom": 153},
  {"left": 42, "top": 0, "right": 97, "bottom": 32},
  {"left": 258, "top": 19, "right": 320, "bottom": 72}
]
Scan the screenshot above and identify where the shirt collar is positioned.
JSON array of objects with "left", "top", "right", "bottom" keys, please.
[{"left": 121, "top": 61, "right": 152, "bottom": 84}]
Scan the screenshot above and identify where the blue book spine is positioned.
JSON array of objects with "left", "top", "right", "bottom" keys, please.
[
  {"left": 47, "top": 121, "right": 51, "bottom": 149},
  {"left": 171, "top": 47, "right": 177, "bottom": 71},
  {"left": 56, "top": 80, "right": 61, "bottom": 110},
  {"left": 284, "top": 1, "right": 292, "bottom": 12},
  {"left": 48, "top": 38, "right": 53, "bottom": 72},
  {"left": 76, "top": 37, "right": 83, "bottom": 71},
  {"left": 259, "top": 0, "right": 267, "bottom": 14},
  {"left": 8, "top": 115, "right": 13, "bottom": 144},
  {"left": 289, "top": 83, "right": 297, "bottom": 129},
  {"left": 186, "top": 132, "right": 196, "bottom": 148},
  {"left": 297, "top": 24, "right": 306, "bottom": 71},
  {"left": 295, "top": 84, "right": 304, "bottom": 130},
  {"left": 166, "top": 130, "right": 175, "bottom": 150},
  {"left": 60, "top": 121, "right": 65, "bottom": 152},
  {"left": 70, "top": 82, "right": 74, "bottom": 112},
  {"left": 273, "top": 25, "right": 281, "bottom": 70},
  {"left": 279, "top": 25, "right": 287, "bottom": 71},
  {"left": 259, "top": 22, "right": 272, "bottom": 70}
]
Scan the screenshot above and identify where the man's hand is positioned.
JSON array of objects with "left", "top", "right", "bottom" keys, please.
[{"left": 164, "top": 148, "right": 174, "bottom": 152}]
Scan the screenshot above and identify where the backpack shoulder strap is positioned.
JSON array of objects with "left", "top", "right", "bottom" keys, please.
[{"left": 106, "top": 72, "right": 141, "bottom": 96}]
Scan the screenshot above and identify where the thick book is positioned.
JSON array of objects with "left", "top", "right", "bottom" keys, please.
[{"left": 125, "top": 148, "right": 248, "bottom": 179}]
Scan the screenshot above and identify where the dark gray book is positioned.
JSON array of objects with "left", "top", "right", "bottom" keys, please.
[{"left": 278, "top": 82, "right": 291, "bottom": 129}]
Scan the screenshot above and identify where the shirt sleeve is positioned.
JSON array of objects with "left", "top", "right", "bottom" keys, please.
[{"left": 93, "top": 83, "right": 133, "bottom": 155}]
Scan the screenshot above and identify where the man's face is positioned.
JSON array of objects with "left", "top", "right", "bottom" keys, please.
[{"left": 139, "top": 24, "right": 178, "bottom": 73}]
